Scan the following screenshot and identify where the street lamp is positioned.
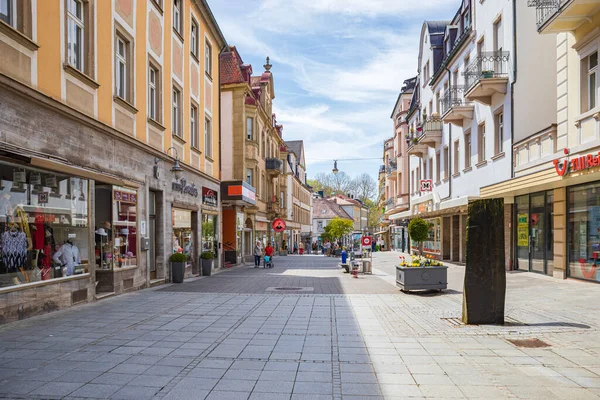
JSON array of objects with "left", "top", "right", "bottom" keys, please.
[
  {"left": 332, "top": 160, "right": 339, "bottom": 175},
  {"left": 154, "top": 146, "right": 184, "bottom": 180}
]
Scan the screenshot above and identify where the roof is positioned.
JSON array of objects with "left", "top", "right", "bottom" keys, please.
[
  {"left": 193, "top": 0, "right": 227, "bottom": 48},
  {"left": 328, "top": 194, "right": 362, "bottom": 208},
  {"left": 313, "top": 198, "right": 352, "bottom": 220},
  {"left": 390, "top": 77, "right": 417, "bottom": 118},
  {"left": 284, "top": 140, "right": 303, "bottom": 158},
  {"left": 220, "top": 47, "right": 253, "bottom": 85}
]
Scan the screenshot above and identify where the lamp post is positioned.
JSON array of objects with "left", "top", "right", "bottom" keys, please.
[
  {"left": 154, "top": 147, "right": 184, "bottom": 180},
  {"left": 332, "top": 160, "right": 339, "bottom": 175}
]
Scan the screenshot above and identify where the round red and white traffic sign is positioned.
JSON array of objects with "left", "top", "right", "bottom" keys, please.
[{"left": 361, "top": 236, "right": 372, "bottom": 247}]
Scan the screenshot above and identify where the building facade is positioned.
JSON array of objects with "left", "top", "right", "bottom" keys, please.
[
  {"left": 483, "top": 0, "right": 600, "bottom": 282},
  {"left": 311, "top": 196, "right": 353, "bottom": 246},
  {"left": 220, "top": 46, "right": 287, "bottom": 263},
  {"left": 283, "top": 140, "right": 313, "bottom": 252},
  {"left": 0, "top": 0, "right": 226, "bottom": 322}
]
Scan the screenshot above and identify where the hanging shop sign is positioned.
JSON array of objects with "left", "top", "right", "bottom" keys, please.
[
  {"left": 361, "top": 236, "right": 372, "bottom": 247},
  {"left": 272, "top": 218, "right": 286, "bottom": 233},
  {"left": 202, "top": 187, "right": 218, "bottom": 207},
  {"left": 38, "top": 192, "right": 49, "bottom": 204},
  {"left": 172, "top": 178, "right": 199, "bottom": 197},
  {"left": 553, "top": 148, "right": 600, "bottom": 177},
  {"left": 420, "top": 179, "right": 433, "bottom": 192}
]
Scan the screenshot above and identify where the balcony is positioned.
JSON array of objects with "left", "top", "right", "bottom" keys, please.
[
  {"left": 406, "top": 136, "right": 428, "bottom": 158},
  {"left": 267, "top": 200, "right": 282, "bottom": 216},
  {"left": 385, "top": 198, "right": 394, "bottom": 208},
  {"left": 386, "top": 161, "right": 397, "bottom": 177},
  {"left": 441, "top": 87, "right": 474, "bottom": 127},
  {"left": 464, "top": 51, "right": 510, "bottom": 106},
  {"left": 266, "top": 158, "right": 283, "bottom": 175},
  {"left": 379, "top": 164, "right": 386, "bottom": 174},
  {"left": 416, "top": 117, "right": 443, "bottom": 148},
  {"left": 529, "top": 0, "right": 598, "bottom": 33}
]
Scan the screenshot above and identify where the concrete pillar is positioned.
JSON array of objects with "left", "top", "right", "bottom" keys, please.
[{"left": 553, "top": 187, "right": 567, "bottom": 279}]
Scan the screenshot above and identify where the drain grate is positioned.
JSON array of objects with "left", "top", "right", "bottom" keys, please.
[
  {"left": 441, "top": 317, "right": 469, "bottom": 327},
  {"left": 265, "top": 287, "right": 315, "bottom": 293},
  {"left": 507, "top": 338, "right": 551, "bottom": 348}
]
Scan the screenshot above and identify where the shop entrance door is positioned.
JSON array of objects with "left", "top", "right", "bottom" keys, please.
[
  {"left": 149, "top": 191, "right": 156, "bottom": 280},
  {"left": 515, "top": 192, "right": 554, "bottom": 275}
]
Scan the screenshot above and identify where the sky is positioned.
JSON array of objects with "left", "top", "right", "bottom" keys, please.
[{"left": 209, "top": 0, "right": 459, "bottom": 181}]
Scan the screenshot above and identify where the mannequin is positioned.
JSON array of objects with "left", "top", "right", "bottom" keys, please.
[
  {"left": 2, "top": 223, "right": 28, "bottom": 273},
  {"left": 53, "top": 238, "right": 81, "bottom": 276}
]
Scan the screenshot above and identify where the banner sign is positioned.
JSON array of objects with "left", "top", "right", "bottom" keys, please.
[{"left": 202, "top": 187, "right": 218, "bottom": 207}]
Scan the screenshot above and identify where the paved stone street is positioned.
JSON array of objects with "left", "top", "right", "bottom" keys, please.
[{"left": 2, "top": 253, "right": 600, "bottom": 399}]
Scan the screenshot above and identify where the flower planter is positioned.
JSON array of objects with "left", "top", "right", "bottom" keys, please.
[
  {"left": 482, "top": 71, "right": 494, "bottom": 79},
  {"left": 396, "top": 265, "right": 447, "bottom": 291},
  {"left": 171, "top": 261, "right": 186, "bottom": 283},
  {"left": 201, "top": 259, "right": 213, "bottom": 276}
]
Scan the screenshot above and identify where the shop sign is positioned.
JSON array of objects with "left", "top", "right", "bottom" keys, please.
[
  {"left": 517, "top": 214, "right": 528, "bottom": 247},
  {"left": 30, "top": 173, "right": 41, "bottom": 186},
  {"left": 114, "top": 190, "right": 137, "bottom": 203},
  {"left": 38, "top": 192, "right": 49, "bottom": 204},
  {"left": 202, "top": 187, "right": 218, "bottom": 207},
  {"left": 13, "top": 171, "right": 25, "bottom": 183},
  {"left": 553, "top": 148, "right": 600, "bottom": 177},
  {"left": 172, "top": 178, "right": 199, "bottom": 197},
  {"left": 45, "top": 176, "right": 57, "bottom": 188},
  {"left": 272, "top": 218, "right": 286, "bottom": 233}
]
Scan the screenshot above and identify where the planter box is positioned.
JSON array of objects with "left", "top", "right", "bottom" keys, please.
[
  {"left": 279, "top": 251, "right": 288, "bottom": 256},
  {"left": 396, "top": 265, "right": 447, "bottom": 291},
  {"left": 171, "top": 262, "right": 186, "bottom": 283},
  {"left": 201, "top": 259, "right": 213, "bottom": 276}
]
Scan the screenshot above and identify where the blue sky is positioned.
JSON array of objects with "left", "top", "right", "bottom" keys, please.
[{"left": 209, "top": 0, "right": 458, "bottom": 180}]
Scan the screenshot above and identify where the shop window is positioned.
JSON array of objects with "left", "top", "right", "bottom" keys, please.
[
  {"left": 172, "top": 208, "right": 192, "bottom": 269},
  {"left": 0, "top": 161, "right": 90, "bottom": 288},
  {"left": 95, "top": 185, "right": 137, "bottom": 273},
  {"left": 568, "top": 182, "right": 600, "bottom": 282},
  {"left": 202, "top": 214, "right": 217, "bottom": 258}
]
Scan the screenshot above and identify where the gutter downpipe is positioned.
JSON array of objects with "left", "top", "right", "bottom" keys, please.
[
  {"left": 440, "top": 65, "right": 452, "bottom": 203},
  {"left": 218, "top": 42, "right": 228, "bottom": 268},
  {"left": 508, "top": 0, "right": 518, "bottom": 271}
]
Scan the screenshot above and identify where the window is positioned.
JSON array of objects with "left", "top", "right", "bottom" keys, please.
[
  {"left": 173, "top": 0, "right": 181, "bottom": 34},
  {"left": 191, "top": 19, "right": 199, "bottom": 57},
  {"left": 478, "top": 123, "right": 486, "bottom": 162},
  {"left": 67, "top": 0, "right": 84, "bottom": 72},
  {"left": 435, "top": 152, "right": 441, "bottom": 183},
  {"left": 583, "top": 51, "right": 598, "bottom": 112},
  {"left": 172, "top": 88, "right": 180, "bottom": 137},
  {"left": 191, "top": 105, "right": 198, "bottom": 149},
  {"left": 148, "top": 64, "right": 160, "bottom": 121},
  {"left": 205, "top": 118, "right": 212, "bottom": 157},
  {"left": 495, "top": 111, "right": 504, "bottom": 154},
  {"left": 493, "top": 17, "right": 503, "bottom": 54},
  {"left": 247, "top": 117, "right": 253, "bottom": 140},
  {"left": 0, "top": 0, "right": 15, "bottom": 27},
  {"left": 465, "top": 131, "right": 472, "bottom": 168},
  {"left": 115, "top": 36, "right": 127, "bottom": 99},
  {"left": 477, "top": 38, "right": 485, "bottom": 57},
  {"left": 428, "top": 157, "right": 433, "bottom": 180},
  {"left": 246, "top": 168, "right": 253, "bottom": 186},
  {"left": 453, "top": 140, "right": 459, "bottom": 174},
  {"left": 443, "top": 146, "right": 449, "bottom": 179},
  {"left": 205, "top": 40, "right": 213, "bottom": 77}
]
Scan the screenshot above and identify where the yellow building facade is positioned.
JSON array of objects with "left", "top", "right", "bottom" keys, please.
[{"left": 0, "top": 0, "right": 226, "bottom": 322}]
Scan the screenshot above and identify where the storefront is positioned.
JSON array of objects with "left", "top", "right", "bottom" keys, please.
[
  {"left": 482, "top": 147, "right": 600, "bottom": 281},
  {"left": 410, "top": 217, "right": 442, "bottom": 259},
  {"left": 220, "top": 181, "right": 257, "bottom": 265}
]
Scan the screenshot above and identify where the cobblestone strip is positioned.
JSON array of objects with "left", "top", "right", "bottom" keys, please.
[
  {"left": 330, "top": 296, "right": 342, "bottom": 400},
  {"left": 154, "top": 296, "right": 269, "bottom": 398}
]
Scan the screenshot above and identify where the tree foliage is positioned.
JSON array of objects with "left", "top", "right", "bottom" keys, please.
[
  {"left": 324, "top": 217, "right": 354, "bottom": 241},
  {"left": 408, "top": 218, "right": 429, "bottom": 255},
  {"left": 352, "top": 173, "right": 377, "bottom": 203},
  {"left": 309, "top": 172, "right": 377, "bottom": 201}
]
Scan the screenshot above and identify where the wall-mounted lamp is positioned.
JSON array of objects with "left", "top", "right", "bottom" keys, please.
[
  {"left": 332, "top": 160, "right": 339, "bottom": 175},
  {"left": 154, "top": 147, "right": 184, "bottom": 180}
]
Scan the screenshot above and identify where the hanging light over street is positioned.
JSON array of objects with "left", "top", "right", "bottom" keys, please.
[{"left": 332, "top": 160, "right": 339, "bottom": 175}]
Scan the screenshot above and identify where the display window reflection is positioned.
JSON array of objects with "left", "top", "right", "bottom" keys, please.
[
  {"left": 0, "top": 161, "right": 89, "bottom": 287},
  {"left": 202, "top": 214, "right": 217, "bottom": 256},
  {"left": 173, "top": 208, "right": 193, "bottom": 268},
  {"left": 568, "top": 182, "right": 600, "bottom": 282}
]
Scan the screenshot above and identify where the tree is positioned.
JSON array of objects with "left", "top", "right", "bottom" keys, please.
[
  {"left": 364, "top": 199, "right": 382, "bottom": 230},
  {"left": 352, "top": 173, "right": 377, "bottom": 203},
  {"left": 408, "top": 218, "right": 429, "bottom": 256},
  {"left": 311, "top": 172, "right": 353, "bottom": 197},
  {"left": 325, "top": 217, "right": 354, "bottom": 242}
]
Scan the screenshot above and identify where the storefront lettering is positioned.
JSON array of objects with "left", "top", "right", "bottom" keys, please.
[
  {"left": 172, "top": 179, "right": 199, "bottom": 197},
  {"left": 202, "top": 186, "right": 218, "bottom": 207},
  {"left": 553, "top": 149, "right": 600, "bottom": 177}
]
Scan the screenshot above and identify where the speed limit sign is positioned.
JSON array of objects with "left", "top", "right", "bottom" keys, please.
[
  {"left": 420, "top": 179, "right": 433, "bottom": 192},
  {"left": 361, "top": 236, "right": 372, "bottom": 247}
]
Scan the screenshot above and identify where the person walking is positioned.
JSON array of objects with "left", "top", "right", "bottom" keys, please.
[
  {"left": 299, "top": 241, "right": 304, "bottom": 255},
  {"left": 253, "top": 240, "right": 262, "bottom": 268}
]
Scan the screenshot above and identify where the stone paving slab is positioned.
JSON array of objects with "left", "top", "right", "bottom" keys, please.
[{"left": 1, "top": 254, "right": 600, "bottom": 398}]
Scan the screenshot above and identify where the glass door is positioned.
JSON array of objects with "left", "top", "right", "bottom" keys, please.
[
  {"left": 516, "top": 195, "right": 529, "bottom": 271},
  {"left": 530, "top": 193, "right": 545, "bottom": 273}
]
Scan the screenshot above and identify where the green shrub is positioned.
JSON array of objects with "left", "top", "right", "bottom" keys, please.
[
  {"left": 201, "top": 251, "right": 214, "bottom": 260},
  {"left": 170, "top": 253, "right": 187, "bottom": 262},
  {"left": 408, "top": 217, "right": 430, "bottom": 256}
]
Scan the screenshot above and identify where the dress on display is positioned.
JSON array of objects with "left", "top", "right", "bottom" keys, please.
[{"left": 1, "top": 229, "right": 28, "bottom": 272}]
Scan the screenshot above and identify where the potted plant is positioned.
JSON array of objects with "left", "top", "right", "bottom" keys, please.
[
  {"left": 482, "top": 70, "right": 494, "bottom": 79},
  {"left": 200, "top": 251, "right": 214, "bottom": 276},
  {"left": 170, "top": 253, "right": 187, "bottom": 283},
  {"left": 280, "top": 240, "right": 288, "bottom": 256},
  {"left": 411, "top": 137, "right": 419, "bottom": 145}
]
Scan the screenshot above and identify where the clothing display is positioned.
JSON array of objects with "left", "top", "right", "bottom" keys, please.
[
  {"left": 32, "top": 214, "right": 44, "bottom": 250},
  {"left": 52, "top": 241, "right": 81, "bottom": 276},
  {"left": 2, "top": 229, "right": 28, "bottom": 272}
]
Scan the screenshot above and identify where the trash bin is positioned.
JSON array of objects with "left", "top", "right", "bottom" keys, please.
[{"left": 362, "top": 260, "right": 372, "bottom": 274}]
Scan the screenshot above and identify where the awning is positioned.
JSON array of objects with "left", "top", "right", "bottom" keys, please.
[
  {"left": 255, "top": 216, "right": 270, "bottom": 223},
  {"left": 389, "top": 210, "right": 412, "bottom": 220}
]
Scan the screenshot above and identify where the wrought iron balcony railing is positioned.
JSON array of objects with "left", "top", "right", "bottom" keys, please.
[
  {"left": 418, "top": 117, "right": 443, "bottom": 134},
  {"left": 379, "top": 164, "right": 386, "bottom": 174},
  {"left": 386, "top": 160, "right": 397, "bottom": 175},
  {"left": 528, "top": 0, "right": 561, "bottom": 30},
  {"left": 266, "top": 158, "right": 283, "bottom": 172},
  {"left": 441, "top": 86, "right": 473, "bottom": 115},
  {"left": 464, "top": 51, "right": 510, "bottom": 92}
]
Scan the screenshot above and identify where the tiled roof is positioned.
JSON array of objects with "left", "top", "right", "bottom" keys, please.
[
  {"left": 284, "top": 140, "right": 303, "bottom": 159},
  {"left": 313, "top": 198, "right": 352, "bottom": 220}
]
